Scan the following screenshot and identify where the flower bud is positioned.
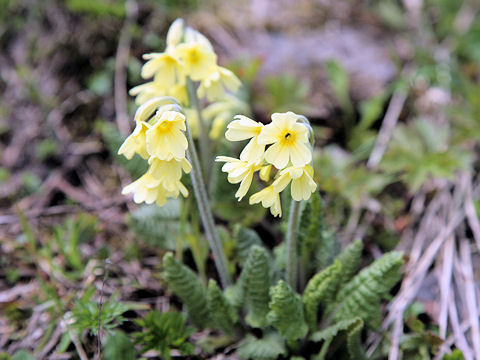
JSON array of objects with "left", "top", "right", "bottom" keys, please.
[
  {"left": 134, "top": 97, "right": 179, "bottom": 123},
  {"left": 166, "top": 18, "right": 185, "bottom": 48}
]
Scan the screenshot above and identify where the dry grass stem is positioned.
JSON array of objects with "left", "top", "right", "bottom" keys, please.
[
  {"left": 367, "top": 91, "right": 407, "bottom": 169},
  {"left": 460, "top": 239, "right": 480, "bottom": 359},
  {"left": 438, "top": 235, "right": 454, "bottom": 338}
]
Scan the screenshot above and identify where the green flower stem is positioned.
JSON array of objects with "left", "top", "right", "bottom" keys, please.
[
  {"left": 186, "top": 77, "right": 212, "bottom": 181},
  {"left": 177, "top": 198, "right": 190, "bottom": 263},
  {"left": 286, "top": 199, "right": 302, "bottom": 291},
  {"left": 184, "top": 112, "right": 232, "bottom": 288}
]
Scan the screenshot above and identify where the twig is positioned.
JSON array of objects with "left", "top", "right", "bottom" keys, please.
[
  {"left": 435, "top": 308, "right": 471, "bottom": 360},
  {"left": 460, "top": 239, "right": 480, "bottom": 359},
  {"left": 388, "top": 313, "right": 404, "bottom": 360},
  {"left": 451, "top": 260, "right": 475, "bottom": 360},
  {"left": 367, "top": 91, "right": 407, "bottom": 169},
  {"left": 342, "top": 206, "right": 361, "bottom": 244},
  {"left": 465, "top": 175, "right": 480, "bottom": 252},
  {"left": 438, "top": 235, "right": 454, "bottom": 339},
  {"left": 406, "top": 189, "right": 448, "bottom": 272},
  {"left": 385, "top": 178, "right": 467, "bottom": 358},
  {"left": 37, "top": 323, "right": 63, "bottom": 359},
  {"left": 61, "top": 315, "right": 89, "bottom": 360},
  {"left": 114, "top": 0, "right": 138, "bottom": 137}
]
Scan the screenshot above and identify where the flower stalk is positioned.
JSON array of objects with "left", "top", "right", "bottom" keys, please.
[
  {"left": 286, "top": 199, "right": 302, "bottom": 291},
  {"left": 186, "top": 77, "right": 212, "bottom": 179},
  {"left": 184, "top": 110, "right": 232, "bottom": 288}
]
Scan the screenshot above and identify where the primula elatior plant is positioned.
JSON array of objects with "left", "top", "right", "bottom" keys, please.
[{"left": 119, "top": 19, "right": 404, "bottom": 359}]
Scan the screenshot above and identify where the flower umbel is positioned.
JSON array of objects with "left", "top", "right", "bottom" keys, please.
[
  {"left": 218, "top": 111, "right": 316, "bottom": 217},
  {"left": 118, "top": 103, "right": 191, "bottom": 206},
  {"left": 121, "top": 19, "right": 235, "bottom": 287}
]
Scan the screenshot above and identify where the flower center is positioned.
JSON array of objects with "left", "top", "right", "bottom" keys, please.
[
  {"left": 281, "top": 131, "right": 296, "bottom": 145},
  {"left": 165, "top": 56, "right": 176, "bottom": 65},
  {"left": 188, "top": 49, "right": 199, "bottom": 64},
  {"left": 157, "top": 120, "right": 174, "bottom": 133}
]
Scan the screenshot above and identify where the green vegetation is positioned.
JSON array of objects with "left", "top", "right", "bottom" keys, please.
[{"left": 1, "top": 0, "right": 479, "bottom": 358}]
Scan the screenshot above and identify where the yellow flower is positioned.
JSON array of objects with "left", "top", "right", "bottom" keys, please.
[
  {"left": 141, "top": 52, "right": 182, "bottom": 87},
  {"left": 272, "top": 165, "right": 317, "bottom": 201},
  {"left": 146, "top": 111, "right": 188, "bottom": 160},
  {"left": 225, "top": 115, "right": 265, "bottom": 162},
  {"left": 175, "top": 42, "right": 217, "bottom": 81},
  {"left": 197, "top": 66, "right": 241, "bottom": 101},
  {"left": 148, "top": 157, "right": 191, "bottom": 193},
  {"left": 122, "top": 172, "right": 187, "bottom": 207},
  {"left": 249, "top": 186, "right": 282, "bottom": 217},
  {"left": 118, "top": 121, "right": 150, "bottom": 160},
  {"left": 258, "top": 112, "right": 311, "bottom": 169},
  {"left": 215, "top": 156, "right": 261, "bottom": 201}
]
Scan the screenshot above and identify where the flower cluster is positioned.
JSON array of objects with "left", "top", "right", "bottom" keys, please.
[
  {"left": 216, "top": 111, "right": 317, "bottom": 217},
  {"left": 129, "top": 18, "right": 244, "bottom": 139},
  {"left": 119, "top": 101, "right": 191, "bottom": 206},
  {"left": 119, "top": 19, "right": 247, "bottom": 207}
]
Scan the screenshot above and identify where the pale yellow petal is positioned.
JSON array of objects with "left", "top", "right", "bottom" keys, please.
[
  {"left": 270, "top": 197, "right": 282, "bottom": 217},
  {"left": 292, "top": 122, "right": 309, "bottom": 143},
  {"left": 289, "top": 141, "right": 312, "bottom": 168},
  {"left": 235, "top": 170, "right": 253, "bottom": 201},
  {"left": 272, "top": 171, "right": 292, "bottom": 193},
  {"left": 166, "top": 18, "right": 185, "bottom": 47},
  {"left": 226, "top": 116, "right": 262, "bottom": 141},
  {"left": 272, "top": 111, "right": 298, "bottom": 128},
  {"left": 265, "top": 142, "right": 290, "bottom": 169},
  {"left": 219, "top": 67, "right": 241, "bottom": 92},
  {"left": 216, "top": 156, "right": 239, "bottom": 163},
  {"left": 181, "top": 158, "right": 192, "bottom": 173},
  {"left": 291, "top": 172, "right": 317, "bottom": 201},
  {"left": 257, "top": 122, "right": 282, "bottom": 145},
  {"left": 168, "top": 129, "right": 188, "bottom": 159},
  {"left": 117, "top": 136, "right": 136, "bottom": 160},
  {"left": 259, "top": 164, "right": 272, "bottom": 182},
  {"left": 248, "top": 186, "right": 282, "bottom": 217},
  {"left": 239, "top": 138, "right": 265, "bottom": 162},
  {"left": 179, "top": 181, "right": 189, "bottom": 197}
]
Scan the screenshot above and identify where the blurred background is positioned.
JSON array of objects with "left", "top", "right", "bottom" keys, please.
[{"left": 1, "top": 0, "right": 480, "bottom": 358}]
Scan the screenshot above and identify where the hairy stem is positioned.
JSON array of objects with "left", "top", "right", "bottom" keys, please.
[
  {"left": 186, "top": 77, "right": 212, "bottom": 182},
  {"left": 184, "top": 112, "right": 232, "bottom": 288},
  {"left": 286, "top": 200, "right": 302, "bottom": 291}
]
